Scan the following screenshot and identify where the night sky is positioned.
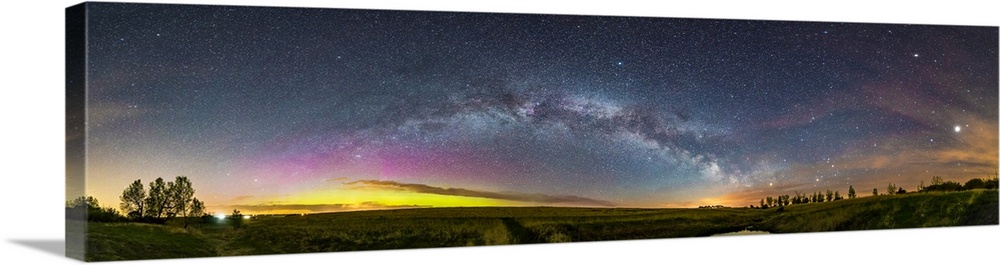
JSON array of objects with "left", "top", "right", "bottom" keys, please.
[{"left": 82, "top": 3, "right": 998, "bottom": 214}]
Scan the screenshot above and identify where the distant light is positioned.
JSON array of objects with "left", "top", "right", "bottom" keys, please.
[
  {"left": 214, "top": 213, "right": 226, "bottom": 219},
  {"left": 954, "top": 126, "right": 961, "bottom": 132},
  {"left": 243, "top": 215, "right": 251, "bottom": 219}
]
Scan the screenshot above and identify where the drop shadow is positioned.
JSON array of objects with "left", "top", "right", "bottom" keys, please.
[{"left": 9, "top": 239, "right": 65, "bottom": 257}]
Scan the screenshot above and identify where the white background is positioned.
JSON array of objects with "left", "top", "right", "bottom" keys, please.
[{"left": 1, "top": 0, "right": 997, "bottom": 264}]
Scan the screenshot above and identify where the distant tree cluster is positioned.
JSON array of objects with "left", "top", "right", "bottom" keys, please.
[
  {"left": 65, "top": 196, "right": 125, "bottom": 222},
  {"left": 917, "top": 174, "right": 998, "bottom": 193},
  {"left": 66, "top": 176, "right": 207, "bottom": 227},
  {"left": 754, "top": 188, "right": 846, "bottom": 209},
  {"left": 698, "top": 205, "right": 728, "bottom": 209},
  {"left": 120, "top": 176, "right": 205, "bottom": 226},
  {"left": 884, "top": 183, "right": 906, "bottom": 195},
  {"left": 751, "top": 174, "right": 999, "bottom": 209}
]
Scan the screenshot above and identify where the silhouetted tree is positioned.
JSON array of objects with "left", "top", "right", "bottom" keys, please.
[
  {"left": 825, "top": 190, "right": 834, "bottom": 202},
  {"left": 896, "top": 187, "right": 907, "bottom": 194},
  {"left": 848, "top": 185, "right": 857, "bottom": 199},
  {"left": 965, "top": 178, "right": 986, "bottom": 190},
  {"left": 166, "top": 176, "right": 195, "bottom": 218},
  {"left": 873, "top": 188, "right": 878, "bottom": 196},
  {"left": 931, "top": 176, "right": 945, "bottom": 186},
  {"left": 185, "top": 198, "right": 205, "bottom": 228},
  {"left": 120, "top": 179, "right": 146, "bottom": 220},
  {"left": 145, "top": 177, "right": 168, "bottom": 218},
  {"left": 834, "top": 191, "right": 843, "bottom": 201},
  {"left": 66, "top": 196, "right": 124, "bottom": 222},
  {"left": 228, "top": 209, "right": 244, "bottom": 229},
  {"left": 986, "top": 173, "right": 999, "bottom": 189},
  {"left": 67, "top": 196, "right": 100, "bottom": 209},
  {"left": 923, "top": 181, "right": 963, "bottom": 192},
  {"left": 887, "top": 183, "right": 897, "bottom": 195}
]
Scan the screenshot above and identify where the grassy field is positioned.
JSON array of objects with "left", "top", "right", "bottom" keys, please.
[
  {"left": 81, "top": 189, "right": 998, "bottom": 261},
  {"left": 229, "top": 207, "right": 763, "bottom": 254},
  {"left": 84, "top": 222, "right": 217, "bottom": 261}
]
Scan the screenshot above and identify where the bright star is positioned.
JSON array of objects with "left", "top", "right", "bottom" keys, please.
[{"left": 954, "top": 126, "right": 961, "bottom": 132}]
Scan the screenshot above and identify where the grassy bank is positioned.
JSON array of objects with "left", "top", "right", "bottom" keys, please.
[
  {"left": 85, "top": 222, "right": 218, "bottom": 261},
  {"left": 756, "top": 189, "right": 998, "bottom": 233}
]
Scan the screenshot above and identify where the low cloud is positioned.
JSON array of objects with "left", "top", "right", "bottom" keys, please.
[
  {"left": 231, "top": 195, "right": 254, "bottom": 202},
  {"left": 324, "top": 177, "right": 349, "bottom": 182},
  {"left": 345, "top": 179, "right": 616, "bottom": 207}
]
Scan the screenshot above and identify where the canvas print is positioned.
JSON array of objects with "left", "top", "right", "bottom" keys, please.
[{"left": 65, "top": 2, "right": 999, "bottom": 262}]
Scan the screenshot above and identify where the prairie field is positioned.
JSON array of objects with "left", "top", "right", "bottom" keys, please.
[{"left": 82, "top": 189, "right": 998, "bottom": 261}]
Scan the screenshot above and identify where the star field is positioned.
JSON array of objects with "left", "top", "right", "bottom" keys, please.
[{"left": 83, "top": 3, "right": 998, "bottom": 213}]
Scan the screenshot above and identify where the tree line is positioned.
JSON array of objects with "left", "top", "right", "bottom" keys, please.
[
  {"left": 916, "top": 175, "right": 999, "bottom": 192},
  {"left": 751, "top": 188, "right": 848, "bottom": 209},
  {"left": 750, "top": 174, "right": 999, "bottom": 209},
  {"left": 65, "top": 196, "right": 125, "bottom": 222},
  {"left": 67, "top": 176, "right": 208, "bottom": 227}
]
